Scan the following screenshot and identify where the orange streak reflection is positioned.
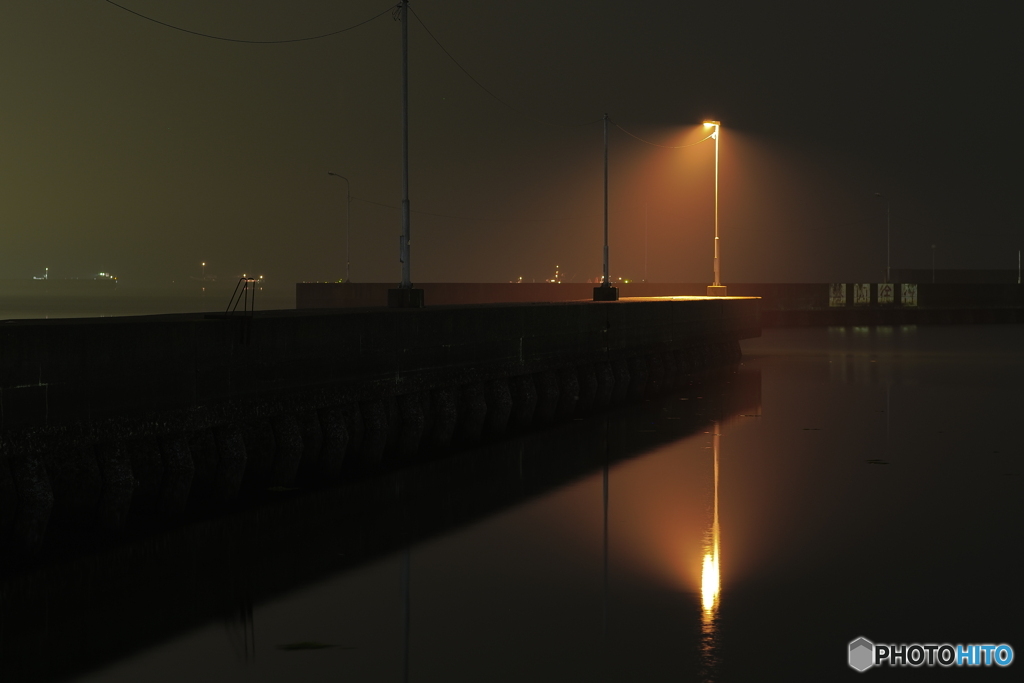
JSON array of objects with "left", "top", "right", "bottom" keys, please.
[{"left": 700, "top": 422, "right": 722, "bottom": 677}]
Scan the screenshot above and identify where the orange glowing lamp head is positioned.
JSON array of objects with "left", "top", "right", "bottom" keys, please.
[{"left": 703, "top": 120, "right": 721, "bottom": 128}]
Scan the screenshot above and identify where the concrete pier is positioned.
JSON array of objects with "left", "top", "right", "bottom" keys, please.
[
  {"left": 297, "top": 281, "right": 1024, "bottom": 325},
  {"left": 0, "top": 297, "right": 759, "bottom": 555},
  {"left": 0, "top": 368, "right": 759, "bottom": 682}
]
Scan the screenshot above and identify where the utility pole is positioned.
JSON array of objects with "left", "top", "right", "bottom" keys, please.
[
  {"left": 400, "top": 0, "right": 409, "bottom": 288},
  {"left": 594, "top": 113, "right": 618, "bottom": 300},
  {"left": 604, "top": 113, "right": 608, "bottom": 286},
  {"left": 389, "top": 0, "right": 423, "bottom": 306}
]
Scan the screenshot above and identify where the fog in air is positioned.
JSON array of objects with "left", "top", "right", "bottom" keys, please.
[{"left": 0, "top": 1, "right": 1015, "bottom": 297}]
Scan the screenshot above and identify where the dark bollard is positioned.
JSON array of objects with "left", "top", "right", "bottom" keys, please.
[
  {"left": 158, "top": 435, "right": 193, "bottom": 518},
  {"left": 556, "top": 368, "right": 580, "bottom": 419},
  {"left": 428, "top": 387, "right": 458, "bottom": 449},
  {"left": 270, "top": 414, "right": 304, "bottom": 487},
  {"left": 95, "top": 442, "right": 136, "bottom": 533},
  {"left": 610, "top": 359, "right": 630, "bottom": 405},
  {"left": 575, "top": 364, "right": 598, "bottom": 415},
  {"left": 315, "top": 406, "right": 348, "bottom": 478},
  {"left": 9, "top": 454, "right": 54, "bottom": 554},
  {"left": 214, "top": 425, "right": 247, "bottom": 501},
  {"left": 626, "top": 356, "right": 648, "bottom": 402},
  {"left": 508, "top": 374, "right": 538, "bottom": 430},
  {"left": 458, "top": 382, "right": 488, "bottom": 443},
  {"left": 534, "top": 370, "right": 560, "bottom": 425},
  {"left": 484, "top": 379, "right": 513, "bottom": 436},
  {"left": 594, "top": 362, "right": 615, "bottom": 409}
]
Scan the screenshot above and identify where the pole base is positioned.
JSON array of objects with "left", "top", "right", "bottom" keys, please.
[
  {"left": 593, "top": 286, "right": 619, "bottom": 301},
  {"left": 388, "top": 288, "right": 425, "bottom": 308},
  {"left": 706, "top": 285, "right": 728, "bottom": 297}
]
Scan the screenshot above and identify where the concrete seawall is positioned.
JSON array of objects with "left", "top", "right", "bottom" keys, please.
[
  {"left": 0, "top": 298, "right": 759, "bottom": 556},
  {"left": 0, "top": 369, "right": 759, "bottom": 682},
  {"left": 297, "top": 282, "right": 1024, "bottom": 325}
]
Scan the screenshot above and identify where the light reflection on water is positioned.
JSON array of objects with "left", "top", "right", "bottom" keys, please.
[
  {"left": 5, "top": 325, "right": 1024, "bottom": 681},
  {"left": 698, "top": 422, "right": 721, "bottom": 681}
]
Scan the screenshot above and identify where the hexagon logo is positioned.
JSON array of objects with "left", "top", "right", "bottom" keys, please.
[{"left": 849, "top": 637, "right": 875, "bottom": 672}]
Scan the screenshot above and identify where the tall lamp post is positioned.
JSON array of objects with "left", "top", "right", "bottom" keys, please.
[
  {"left": 327, "top": 172, "right": 352, "bottom": 283},
  {"left": 875, "top": 192, "right": 891, "bottom": 283},
  {"left": 594, "top": 113, "right": 619, "bottom": 301},
  {"left": 704, "top": 121, "right": 726, "bottom": 296}
]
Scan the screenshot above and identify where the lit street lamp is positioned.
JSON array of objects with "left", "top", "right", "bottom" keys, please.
[
  {"left": 328, "top": 171, "right": 352, "bottom": 283},
  {"left": 703, "top": 121, "right": 726, "bottom": 296}
]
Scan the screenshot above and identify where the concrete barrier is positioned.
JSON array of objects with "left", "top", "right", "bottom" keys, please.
[
  {"left": 0, "top": 367, "right": 760, "bottom": 683},
  {"left": 0, "top": 298, "right": 759, "bottom": 555},
  {"left": 296, "top": 282, "right": 1024, "bottom": 326}
]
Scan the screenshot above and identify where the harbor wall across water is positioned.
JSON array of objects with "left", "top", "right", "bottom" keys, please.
[{"left": 297, "top": 282, "right": 1024, "bottom": 326}]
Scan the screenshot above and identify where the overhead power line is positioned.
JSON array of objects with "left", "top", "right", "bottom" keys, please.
[
  {"left": 101, "top": 1, "right": 601, "bottom": 127},
  {"left": 408, "top": 7, "right": 602, "bottom": 128},
  {"left": 100, "top": 0, "right": 395, "bottom": 44}
]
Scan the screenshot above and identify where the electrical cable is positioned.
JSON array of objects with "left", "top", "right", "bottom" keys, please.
[
  {"left": 613, "top": 121, "right": 715, "bottom": 148},
  {"left": 408, "top": 7, "right": 602, "bottom": 128},
  {"left": 100, "top": 0, "right": 395, "bottom": 44}
]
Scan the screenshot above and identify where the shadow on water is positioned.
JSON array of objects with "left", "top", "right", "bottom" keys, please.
[{"left": 0, "top": 366, "right": 759, "bottom": 683}]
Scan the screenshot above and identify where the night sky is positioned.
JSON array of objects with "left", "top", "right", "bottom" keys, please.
[{"left": 1, "top": 1, "right": 1018, "bottom": 289}]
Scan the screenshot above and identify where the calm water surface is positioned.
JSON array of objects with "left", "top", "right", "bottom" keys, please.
[{"left": 13, "top": 325, "right": 1024, "bottom": 681}]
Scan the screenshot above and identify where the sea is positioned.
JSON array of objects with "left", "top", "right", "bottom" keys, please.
[{"left": 1, "top": 322, "right": 1021, "bottom": 682}]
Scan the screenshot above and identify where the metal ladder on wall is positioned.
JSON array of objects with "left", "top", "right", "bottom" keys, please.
[{"left": 226, "top": 277, "right": 258, "bottom": 315}]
